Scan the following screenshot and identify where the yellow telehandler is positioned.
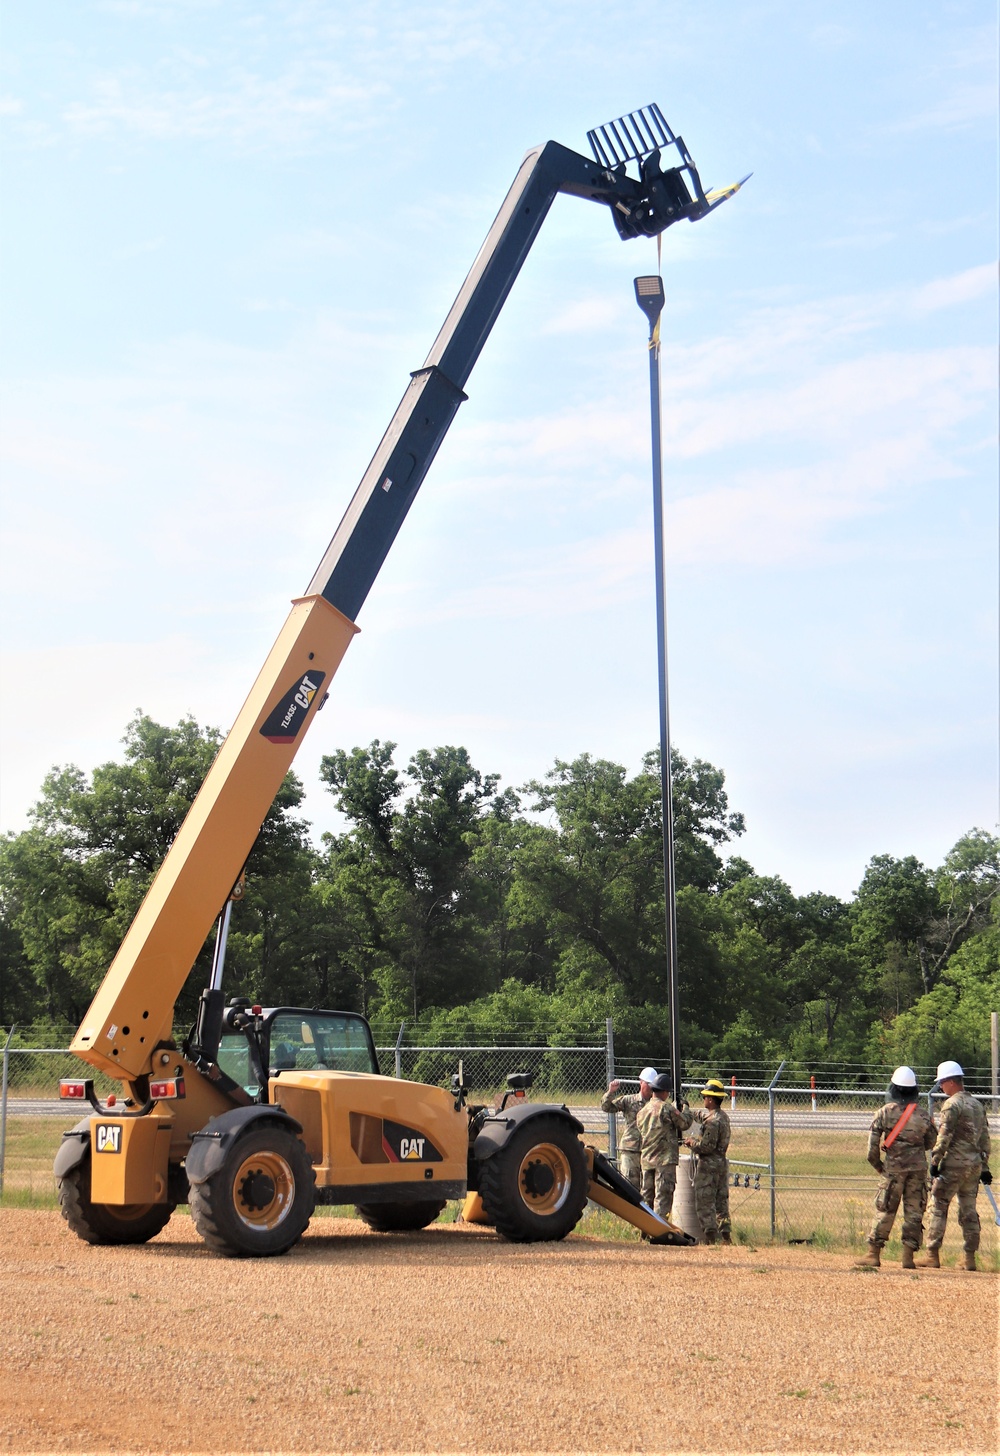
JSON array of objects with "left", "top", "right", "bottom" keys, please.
[{"left": 55, "top": 106, "right": 742, "bottom": 1257}]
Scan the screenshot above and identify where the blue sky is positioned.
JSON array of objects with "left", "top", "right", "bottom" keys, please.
[{"left": 1, "top": 0, "right": 997, "bottom": 898}]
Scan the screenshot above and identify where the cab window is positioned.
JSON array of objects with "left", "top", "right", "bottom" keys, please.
[
  {"left": 269, "top": 1012, "right": 377, "bottom": 1075},
  {"left": 216, "top": 1034, "right": 255, "bottom": 1094}
]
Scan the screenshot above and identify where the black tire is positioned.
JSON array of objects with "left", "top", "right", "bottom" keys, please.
[
  {"left": 57, "top": 1154, "right": 175, "bottom": 1246},
  {"left": 354, "top": 1199, "right": 447, "bottom": 1232},
  {"left": 188, "top": 1123, "right": 315, "bottom": 1257},
  {"left": 478, "top": 1114, "right": 588, "bottom": 1243}
]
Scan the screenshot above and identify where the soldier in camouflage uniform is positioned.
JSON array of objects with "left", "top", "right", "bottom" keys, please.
[
  {"left": 636, "top": 1071, "right": 692, "bottom": 1220},
  {"left": 601, "top": 1066, "right": 657, "bottom": 1190},
  {"left": 918, "top": 1059, "right": 993, "bottom": 1272},
  {"left": 855, "top": 1065, "right": 935, "bottom": 1270},
  {"left": 684, "top": 1079, "right": 732, "bottom": 1244}
]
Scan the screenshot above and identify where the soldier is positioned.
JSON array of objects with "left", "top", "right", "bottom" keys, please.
[
  {"left": 684, "top": 1078, "right": 732, "bottom": 1244},
  {"left": 601, "top": 1067, "right": 658, "bottom": 1190},
  {"left": 636, "top": 1071, "right": 692, "bottom": 1220},
  {"left": 854, "top": 1065, "right": 936, "bottom": 1270},
  {"left": 918, "top": 1059, "right": 993, "bottom": 1272}
]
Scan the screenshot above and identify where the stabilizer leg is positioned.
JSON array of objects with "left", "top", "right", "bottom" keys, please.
[{"left": 585, "top": 1146, "right": 695, "bottom": 1245}]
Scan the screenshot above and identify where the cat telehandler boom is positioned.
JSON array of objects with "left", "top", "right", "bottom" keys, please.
[{"left": 55, "top": 107, "right": 743, "bottom": 1256}]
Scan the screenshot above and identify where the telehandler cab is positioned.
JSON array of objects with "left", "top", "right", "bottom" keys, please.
[{"left": 55, "top": 107, "right": 743, "bottom": 1257}]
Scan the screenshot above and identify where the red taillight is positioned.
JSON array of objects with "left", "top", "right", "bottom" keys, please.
[
  {"left": 149, "top": 1077, "right": 186, "bottom": 1100},
  {"left": 514, "top": 1089, "right": 525, "bottom": 1099},
  {"left": 251, "top": 1005, "right": 262, "bottom": 1016},
  {"left": 106, "top": 1094, "right": 117, "bottom": 1107},
  {"left": 59, "top": 1080, "right": 87, "bottom": 1099}
]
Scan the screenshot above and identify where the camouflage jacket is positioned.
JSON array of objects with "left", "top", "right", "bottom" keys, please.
[
  {"left": 931, "top": 1091, "right": 991, "bottom": 1172},
  {"left": 637, "top": 1097, "right": 692, "bottom": 1167},
  {"left": 600, "top": 1090, "right": 646, "bottom": 1153},
  {"left": 688, "top": 1106, "right": 731, "bottom": 1159},
  {"left": 867, "top": 1100, "right": 935, "bottom": 1175}
]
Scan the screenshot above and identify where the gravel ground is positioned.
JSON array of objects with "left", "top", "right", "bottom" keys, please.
[{"left": 0, "top": 1209, "right": 996, "bottom": 1456}]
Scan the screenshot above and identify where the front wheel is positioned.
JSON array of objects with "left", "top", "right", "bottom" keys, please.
[
  {"left": 57, "top": 1155, "right": 175, "bottom": 1246},
  {"left": 354, "top": 1199, "right": 447, "bottom": 1232},
  {"left": 478, "top": 1115, "right": 588, "bottom": 1243},
  {"left": 189, "top": 1123, "right": 315, "bottom": 1257}
]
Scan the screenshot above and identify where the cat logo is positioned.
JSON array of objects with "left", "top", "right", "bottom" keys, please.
[
  {"left": 400, "top": 1137, "right": 426, "bottom": 1161},
  {"left": 95, "top": 1124, "right": 122, "bottom": 1154},
  {"left": 259, "top": 670, "right": 327, "bottom": 745}
]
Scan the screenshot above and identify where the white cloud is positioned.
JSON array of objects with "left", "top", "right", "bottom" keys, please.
[
  {"left": 62, "top": 68, "right": 390, "bottom": 150},
  {"left": 912, "top": 262, "right": 997, "bottom": 313}
]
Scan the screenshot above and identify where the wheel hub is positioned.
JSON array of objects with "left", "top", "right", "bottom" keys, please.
[
  {"left": 239, "top": 1168, "right": 276, "bottom": 1212},
  {"left": 516, "top": 1141, "right": 572, "bottom": 1215},
  {"left": 521, "top": 1160, "right": 555, "bottom": 1199},
  {"left": 232, "top": 1150, "right": 295, "bottom": 1230}
]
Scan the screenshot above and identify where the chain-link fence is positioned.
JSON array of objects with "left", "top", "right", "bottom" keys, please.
[
  {"left": 3, "top": 1026, "right": 998, "bottom": 1260},
  {"left": 0, "top": 1024, "right": 614, "bottom": 1204},
  {"left": 608, "top": 1068, "right": 1000, "bottom": 1256}
]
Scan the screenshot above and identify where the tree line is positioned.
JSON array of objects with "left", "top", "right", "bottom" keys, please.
[{"left": 1, "top": 712, "right": 997, "bottom": 1072}]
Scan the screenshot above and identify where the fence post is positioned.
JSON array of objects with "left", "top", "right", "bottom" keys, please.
[
  {"left": 394, "top": 1022, "right": 406, "bottom": 1079},
  {"left": 730, "top": 1075, "right": 736, "bottom": 1111},
  {"left": 991, "top": 1011, "right": 998, "bottom": 1114},
  {"left": 810, "top": 1074, "right": 817, "bottom": 1113},
  {"left": 605, "top": 1018, "right": 617, "bottom": 1164},
  {"left": 0, "top": 1026, "right": 14, "bottom": 1199},
  {"left": 768, "top": 1060, "right": 785, "bottom": 1239}
]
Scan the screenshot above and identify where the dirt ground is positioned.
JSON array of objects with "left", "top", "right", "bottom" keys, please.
[{"left": 0, "top": 1210, "right": 996, "bottom": 1456}]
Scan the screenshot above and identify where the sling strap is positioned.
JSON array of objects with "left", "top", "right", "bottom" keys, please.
[{"left": 883, "top": 1099, "right": 918, "bottom": 1150}]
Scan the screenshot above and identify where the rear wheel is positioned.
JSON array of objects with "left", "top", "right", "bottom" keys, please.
[
  {"left": 57, "top": 1154, "right": 175, "bottom": 1246},
  {"left": 478, "top": 1114, "right": 588, "bottom": 1243},
  {"left": 189, "top": 1123, "right": 315, "bottom": 1257},
  {"left": 354, "top": 1199, "right": 447, "bottom": 1232}
]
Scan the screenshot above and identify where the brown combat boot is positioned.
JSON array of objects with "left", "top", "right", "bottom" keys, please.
[
  {"left": 720, "top": 1230, "right": 732, "bottom": 1245},
  {"left": 900, "top": 1245, "right": 915, "bottom": 1269},
  {"left": 704, "top": 1228, "right": 717, "bottom": 1245},
  {"left": 916, "top": 1247, "right": 940, "bottom": 1268},
  {"left": 963, "top": 1251, "right": 977, "bottom": 1272},
  {"left": 854, "top": 1242, "right": 880, "bottom": 1269}
]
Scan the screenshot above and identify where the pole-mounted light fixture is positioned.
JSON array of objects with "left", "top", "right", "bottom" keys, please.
[{"left": 634, "top": 275, "right": 666, "bottom": 338}]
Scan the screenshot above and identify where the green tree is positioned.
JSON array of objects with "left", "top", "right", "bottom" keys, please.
[
  {"left": 318, "top": 741, "right": 513, "bottom": 1016},
  {"left": 518, "top": 750, "right": 746, "bottom": 1022},
  {"left": 880, "top": 908, "right": 1000, "bottom": 1070},
  {"left": 0, "top": 713, "right": 318, "bottom": 1025}
]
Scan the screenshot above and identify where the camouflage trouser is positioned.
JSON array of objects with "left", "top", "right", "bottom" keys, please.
[
  {"left": 927, "top": 1163, "right": 982, "bottom": 1253},
  {"left": 641, "top": 1164, "right": 677, "bottom": 1221},
  {"left": 693, "top": 1155, "right": 730, "bottom": 1238},
  {"left": 618, "top": 1149, "right": 641, "bottom": 1191},
  {"left": 868, "top": 1169, "right": 928, "bottom": 1250}
]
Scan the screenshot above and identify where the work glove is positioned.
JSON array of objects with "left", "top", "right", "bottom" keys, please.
[
  {"left": 929, "top": 1163, "right": 940, "bottom": 1179},
  {"left": 981, "top": 1168, "right": 993, "bottom": 1185}
]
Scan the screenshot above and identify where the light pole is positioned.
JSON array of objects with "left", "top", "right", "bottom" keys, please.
[
  {"left": 587, "top": 104, "right": 748, "bottom": 1104},
  {"left": 634, "top": 274, "right": 682, "bottom": 1106}
]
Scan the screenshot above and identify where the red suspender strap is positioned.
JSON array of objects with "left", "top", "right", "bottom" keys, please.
[{"left": 883, "top": 1100, "right": 918, "bottom": 1150}]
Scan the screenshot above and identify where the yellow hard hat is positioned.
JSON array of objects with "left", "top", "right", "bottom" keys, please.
[{"left": 700, "top": 1079, "right": 727, "bottom": 1100}]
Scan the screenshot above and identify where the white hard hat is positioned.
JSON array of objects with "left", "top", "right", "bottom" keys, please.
[
  {"left": 639, "top": 1067, "right": 658, "bottom": 1084},
  {"left": 891, "top": 1066, "right": 917, "bottom": 1088},
  {"left": 936, "top": 1059, "right": 964, "bottom": 1081}
]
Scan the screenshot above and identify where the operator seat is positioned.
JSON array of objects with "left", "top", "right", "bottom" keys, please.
[{"left": 269, "top": 1041, "right": 297, "bottom": 1072}]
